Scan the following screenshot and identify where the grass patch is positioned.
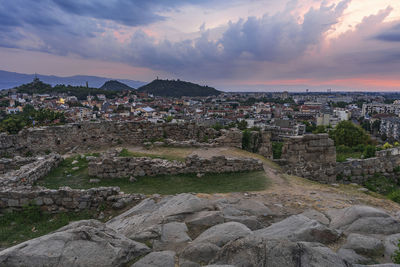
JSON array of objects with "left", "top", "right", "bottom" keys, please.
[
  {"left": 36, "top": 155, "right": 92, "bottom": 189},
  {"left": 0, "top": 204, "right": 96, "bottom": 247},
  {"left": 362, "top": 173, "right": 400, "bottom": 204},
  {"left": 38, "top": 155, "right": 269, "bottom": 194},
  {"left": 96, "top": 171, "right": 270, "bottom": 195},
  {"left": 119, "top": 148, "right": 185, "bottom": 162},
  {"left": 336, "top": 151, "right": 363, "bottom": 162}
]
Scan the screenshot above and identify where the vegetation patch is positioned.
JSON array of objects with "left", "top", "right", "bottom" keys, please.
[
  {"left": 38, "top": 154, "right": 269, "bottom": 194},
  {"left": 272, "top": 142, "right": 283, "bottom": 159},
  {"left": 0, "top": 203, "right": 96, "bottom": 247},
  {"left": 362, "top": 173, "right": 400, "bottom": 204},
  {"left": 336, "top": 144, "right": 376, "bottom": 162}
]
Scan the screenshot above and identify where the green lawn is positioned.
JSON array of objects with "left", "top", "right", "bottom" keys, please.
[
  {"left": 37, "top": 155, "right": 270, "bottom": 195},
  {"left": 0, "top": 205, "right": 96, "bottom": 247}
]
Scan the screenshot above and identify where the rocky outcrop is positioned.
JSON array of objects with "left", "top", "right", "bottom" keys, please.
[
  {"left": 0, "top": 220, "right": 150, "bottom": 267},
  {"left": 132, "top": 251, "right": 176, "bottom": 267},
  {"left": 1, "top": 194, "right": 400, "bottom": 266},
  {"left": 254, "top": 214, "right": 341, "bottom": 244},
  {"left": 211, "top": 237, "right": 350, "bottom": 267}
]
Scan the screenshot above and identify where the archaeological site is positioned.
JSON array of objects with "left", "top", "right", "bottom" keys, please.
[{"left": 0, "top": 121, "right": 400, "bottom": 267}]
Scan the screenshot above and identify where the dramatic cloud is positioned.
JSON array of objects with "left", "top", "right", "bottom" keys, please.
[
  {"left": 1, "top": 0, "right": 400, "bottom": 90},
  {"left": 375, "top": 23, "right": 400, "bottom": 42}
]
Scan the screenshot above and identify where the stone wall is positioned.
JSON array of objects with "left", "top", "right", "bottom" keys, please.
[
  {"left": 0, "top": 156, "right": 37, "bottom": 174},
  {"left": 88, "top": 154, "right": 264, "bottom": 179},
  {"left": 0, "top": 187, "right": 122, "bottom": 212},
  {"left": 336, "top": 147, "right": 400, "bottom": 184},
  {"left": 0, "top": 154, "right": 62, "bottom": 188},
  {"left": 277, "top": 134, "right": 337, "bottom": 183},
  {"left": 0, "top": 121, "right": 243, "bottom": 156}
]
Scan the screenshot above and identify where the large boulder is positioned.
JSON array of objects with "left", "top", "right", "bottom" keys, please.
[
  {"left": 132, "top": 251, "right": 175, "bottom": 267},
  {"left": 254, "top": 214, "right": 340, "bottom": 244},
  {"left": 223, "top": 215, "right": 262, "bottom": 230},
  {"left": 328, "top": 206, "right": 390, "bottom": 230},
  {"left": 180, "top": 242, "right": 221, "bottom": 264},
  {"left": 0, "top": 220, "right": 150, "bottom": 267},
  {"left": 337, "top": 248, "right": 371, "bottom": 264},
  {"left": 107, "top": 194, "right": 212, "bottom": 241},
  {"left": 193, "top": 222, "right": 252, "bottom": 247},
  {"left": 185, "top": 211, "right": 224, "bottom": 237},
  {"left": 211, "top": 236, "right": 350, "bottom": 267},
  {"left": 345, "top": 217, "right": 400, "bottom": 235},
  {"left": 152, "top": 222, "right": 192, "bottom": 251},
  {"left": 342, "top": 233, "right": 384, "bottom": 257}
]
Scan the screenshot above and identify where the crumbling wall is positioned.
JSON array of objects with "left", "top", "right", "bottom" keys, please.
[
  {"left": 278, "top": 134, "right": 337, "bottom": 183},
  {"left": 336, "top": 147, "right": 400, "bottom": 184},
  {"left": 0, "top": 121, "right": 243, "bottom": 156},
  {"left": 88, "top": 154, "right": 264, "bottom": 178}
]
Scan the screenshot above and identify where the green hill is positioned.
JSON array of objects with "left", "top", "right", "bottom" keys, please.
[
  {"left": 14, "top": 78, "right": 118, "bottom": 100},
  {"left": 100, "top": 80, "right": 134, "bottom": 91},
  {"left": 138, "top": 79, "right": 221, "bottom": 97}
]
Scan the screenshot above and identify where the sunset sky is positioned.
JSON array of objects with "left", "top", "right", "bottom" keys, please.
[{"left": 1, "top": 0, "right": 400, "bottom": 91}]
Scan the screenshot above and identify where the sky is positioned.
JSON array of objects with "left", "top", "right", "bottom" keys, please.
[{"left": 0, "top": 0, "right": 400, "bottom": 91}]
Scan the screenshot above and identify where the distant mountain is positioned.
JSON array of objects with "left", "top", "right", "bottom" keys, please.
[
  {"left": 0, "top": 70, "right": 146, "bottom": 90},
  {"left": 138, "top": 79, "right": 221, "bottom": 97},
  {"left": 100, "top": 80, "right": 134, "bottom": 91}
]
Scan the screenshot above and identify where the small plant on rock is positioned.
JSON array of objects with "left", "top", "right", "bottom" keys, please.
[{"left": 392, "top": 240, "right": 400, "bottom": 263}]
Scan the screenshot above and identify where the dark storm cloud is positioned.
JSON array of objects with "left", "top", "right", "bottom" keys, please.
[{"left": 375, "top": 23, "right": 400, "bottom": 42}]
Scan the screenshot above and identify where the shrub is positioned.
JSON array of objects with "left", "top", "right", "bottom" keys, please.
[
  {"left": 393, "top": 240, "right": 400, "bottom": 263},
  {"left": 272, "top": 142, "right": 283, "bottom": 159},
  {"left": 242, "top": 130, "right": 251, "bottom": 151},
  {"left": 336, "top": 145, "right": 353, "bottom": 153},
  {"left": 388, "top": 190, "right": 400, "bottom": 204},
  {"left": 363, "top": 145, "right": 376, "bottom": 159},
  {"left": 329, "top": 121, "right": 371, "bottom": 147},
  {"left": 212, "top": 123, "right": 223, "bottom": 131},
  {"left": 363, "top": 174, "right": 396, "bottom": 195},
  {"left": 383, "top": 142, "right": 393, "bottom": 149}
]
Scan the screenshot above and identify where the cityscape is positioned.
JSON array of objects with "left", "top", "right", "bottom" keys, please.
[{"left": 1, "top": 0, "right": 400, "bottom": 266}]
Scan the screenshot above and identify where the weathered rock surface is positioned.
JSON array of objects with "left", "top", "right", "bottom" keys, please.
[
  {"left": 342, "top": 233, "right": 384, "bottom": 257},
  {"left": 211, "top": 236, "right": 350, "bottom": 267},
  {"left": 131, "top": 251, "right": 176, "bottom": 267},
  {"left": 152, "top": 222, "right": 192, "bottom": 251},
  {"left": 328, "top": 205, "right": 390, "bottom": 230},
  {"left": 254, "top": 214, "right": 341, "bottom": 244},
  {"left": 214, "top": 198, "right": 271, "bottom": 217},
  {"left": 0, "top": 220, "right": 150, "bottom": 267},
  {"left": 301, "top": 209, "right": 330, "bottom": 225},
  {"left": 193, "top": 222, "right": 252, "bottom": 247},
  {"left": 180, "top": 242, "right": 221, "bottom": 264},
  {"left": 107, "top": 194, "right": 211, "bottom": 241},
  {"left": 337, "top": 248, "right": 371, "bottom": 264}
]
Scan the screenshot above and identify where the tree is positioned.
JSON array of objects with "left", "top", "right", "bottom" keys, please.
[
  {"left": 313, "top": 125, "right": 327, "bottom": 134},
  {"left": 237, "top": 120, "right": 248, "bottom": 130},
  {"left": 329, "top": 121, "right": 371, "bottom": 147}
]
